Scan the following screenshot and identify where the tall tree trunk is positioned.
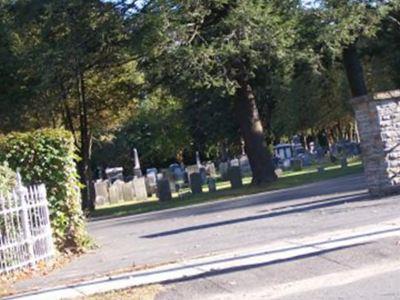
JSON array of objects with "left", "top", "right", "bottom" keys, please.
[
  {"left": 342, "top": 43, "right": 368, "bottom": 97},
  {"left": 234, "top": 80, "right": 277, "bottom": 185},
  {"left": 77, "top": 71, "right": 94, "bottom": 212}
]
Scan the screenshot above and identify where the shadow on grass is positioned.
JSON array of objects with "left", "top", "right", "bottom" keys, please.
[{"left": 90, "top": 163, "right": 364, "bottom": 220}]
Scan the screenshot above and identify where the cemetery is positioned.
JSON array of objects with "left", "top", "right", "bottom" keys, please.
[
  {"left": 92, "top": 143, "right": 364, "bottom": 218},
  {"left": 1, "top": 1, "right": 400, "bottom": 299}
]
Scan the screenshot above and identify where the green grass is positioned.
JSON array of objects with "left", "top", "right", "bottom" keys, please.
[{"left": 90, "top": 160, "right": 363, "bottom": 220}]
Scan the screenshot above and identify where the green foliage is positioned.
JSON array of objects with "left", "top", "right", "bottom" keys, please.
[
  {"left": 93, "top": 91, "right": 192, "bottom": 169},
  {"left": 0, "top": 162, "right": 16, "bottom": 194},
  {"left": 136, "top": 0, "right": 299, "bottom": 97},
  {"left": 0, "top": 129, "right": 89, "bottom": 252}
]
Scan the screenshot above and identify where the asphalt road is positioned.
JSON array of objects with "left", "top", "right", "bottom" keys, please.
[
  {"left": 11, "top": 174, "right": 400, "bottom": 298},
  {"left": 158, "top": 235, "right": 400, "bottom": 300}
]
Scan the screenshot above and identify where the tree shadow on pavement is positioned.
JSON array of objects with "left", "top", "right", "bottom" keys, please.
[
  {"left": 141, "top": 192, "right": 371, "bottom": 238},
  {"left": 93, "top": 175, "right": 367, "bottom": 230}
]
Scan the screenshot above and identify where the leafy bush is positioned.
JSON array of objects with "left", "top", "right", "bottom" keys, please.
[
  {"left": 0, "top": 162, "right": 16, "bottom": 194},
  {"left": 0, "top": 129, "right": 89, "bottom": 252}
]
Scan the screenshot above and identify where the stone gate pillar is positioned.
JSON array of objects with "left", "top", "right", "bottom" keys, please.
[{"left": 351, "top": 90, "right": 400, "bottom": 196}]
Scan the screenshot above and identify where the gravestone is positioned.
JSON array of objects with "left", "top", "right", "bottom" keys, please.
[
  {"left": 109, "top": 180, "right": 124, "bottom": 203},
  {"left": 229, "top": 166, "right": 243, "bottom": 189},
  {"left": 208, "top": 178, "right": 217, "bottom": 192},
  {"left": 218, "top": 162, "right": 229, "bottom": 180},
  {"left": 230, "top": 158, "right": 240, "bottom": 167},
  {"left": 173, "top": 166, "right": 185, "bottom": 182},
  {"left": 199, "top": 167, "right": 207, "bottom": 184},
  {"left": 157, "top": 179, "right": 172, "bottom": 202},
  {"left": 105, "top": 167, "right": 123, "bottom": 182},
  {"left": 239, "top": 155, "right": 252, "bottom": 175},
  {"left": 145, "top": 176, "right": 156, "bottom": 197},
  {"left": 292, "top": 159, "right": 302, "bottom": 172},
  {"left": 282, "top": 159, "right": 291, "bottom": 170},
  {"left": 94, "top": 180, "right": 109, "bottom": 206},
  {"left": 146, "top": 169, "right": 157, "bottom": 196},
  {"left": 122, "top": 181, "right": 135, "bottom": 202},
  {"left": 275, "top": 168, "right": 283, "bottom": 177},
  {"left": 165, "top": 170, "right": 176, "bottom": 193},
  {"left": 205, "top": 162, "right": 217, "bottom": 178},
  {"left": 132, "top": 177, "right": 148, "bottom": 201},
  {"left": 186, "top": 165, "right": 199, "bottom": 179},
  {"left": 302, "top": 153, "right": 312, "bottom": 167},
  {"left": 190, "top": 173, "right": 203, "bottom": 194},
  {"left": 132, "top": 148, "right": 142, "bottom": 178}
]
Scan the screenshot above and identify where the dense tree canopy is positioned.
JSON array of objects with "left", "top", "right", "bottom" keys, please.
[{"left": 0, "top": 0, "right": 399, "bottom": 205}]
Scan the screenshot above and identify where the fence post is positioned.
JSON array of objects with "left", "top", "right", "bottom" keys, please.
[
  {"left": 40, "top": 185, "right": 55, "bottom": 257},
  {"left": 16, "top": 172, "right": 35, "bottom": 267}
]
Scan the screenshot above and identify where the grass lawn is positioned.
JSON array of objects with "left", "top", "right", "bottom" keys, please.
[{"left": 91, "top": 160, "right": 363, "bottom": 220}]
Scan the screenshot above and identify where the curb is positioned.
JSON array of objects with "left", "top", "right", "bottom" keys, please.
[{"left": 6, "top": 218, "right": 400, "bottom": 300}]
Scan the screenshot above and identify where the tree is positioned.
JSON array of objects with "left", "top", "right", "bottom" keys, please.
[
  {"left": 314, "top": 0, "right": 397, "bottom": 97},
  {"left": 3, "top": 0, "right": 140, "bottom": 210},
  {"left": 134, "top": 0, "right": 300, "bottom": 184},
  {"left": 92, "top": 90, "right": 192, "bottom": 171}
]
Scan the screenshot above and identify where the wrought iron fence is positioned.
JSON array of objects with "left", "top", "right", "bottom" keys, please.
[{"left": 0, "top": 174, "right": 54, "bottom": 274}]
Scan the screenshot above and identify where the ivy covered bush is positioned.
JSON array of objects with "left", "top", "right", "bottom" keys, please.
[
  {"left": 0, "top": 162, "right": 16, "bottom": 194},
  {"left": 0, "top": 129, "right": 89, "bottom": 252}
]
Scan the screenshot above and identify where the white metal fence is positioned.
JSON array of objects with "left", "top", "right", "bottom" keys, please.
[{"left": 0, "top": 175, "right": 54, "bottom": 274}]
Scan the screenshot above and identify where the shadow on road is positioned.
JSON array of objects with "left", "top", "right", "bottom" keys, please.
[
  {"left": 14, "top": 226, "right": 400, "bottom": 299},
  {"left": 141, "top": 192, "right": 370, "bottom": 238},
  {"left": 92, "top": 175, "right": 366, "bottom": 230},
  {"left": 161, "top": 243, "right": 366, "bottom": 285}
]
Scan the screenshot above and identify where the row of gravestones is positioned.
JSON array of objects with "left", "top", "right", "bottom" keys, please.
[
  {"left": 94, "top": 177, "right": 148, "bottom": 206},
  {"left": 219, "top": 155, "right": 251, "bottom": 181},
  {"left": 157, "top": 166, "right": 244, "bottom": 202},
  {"left": 95, "top": 160, "right": 247, "bottom": 205}
]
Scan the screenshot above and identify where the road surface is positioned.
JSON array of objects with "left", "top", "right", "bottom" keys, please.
[{"left": 10, "top": 174, "right": 400, "bottom": 299}]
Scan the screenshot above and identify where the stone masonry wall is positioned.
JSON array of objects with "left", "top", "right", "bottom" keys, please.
[{"left": 351, "top": 90, "right": 400, "bottom": 196}]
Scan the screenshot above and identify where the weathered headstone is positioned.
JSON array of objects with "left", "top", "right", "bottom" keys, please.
[
  {"left": 105, "top": 167, "right": 123, "bottom": 182},
  {"left": 275, "top": 168, "right": 283, "bottom": 177},
  {"left": 208, "top": 177, "right": 217, "bottom": 192},
  {"left": 190, "top": 173, "right": 203, "bottom": 194},
  {"left": 218, "top": 162, "right": 229, "bottom": 180},
  {"left": 199, "top": 167, "right": 207, "bottom": 184},
  {"left": 109, "top": 180, "right": 124, "bottom": 203},
  {"left": 239, "top": 155, "right": 252, "bottom": 175},
  {"left": 186, "top": 165, "right": 199, "bottom": 178},
  {"left": 292, "top": 159, "right": 302, "bottom": 172},
  {"left": 302, "top": 153, "right": 312, "bottom": 167},
  {"left": 205, "top": 162, "right": 217, "bottom": 178},
  {"left": 132, "top": 148, "right": 142, "bottom": 177},
  {"left": 165, "top": 170, "right": 176, "bottom": 193},
  {"left": 196, "top": 151, "right": 202, "bottom": 169},
  {"left": 229, "top": 166, "right": 243, "bottom": 189},
  {"left": 132, "top": 177, "right": 148, "bottom": 201},
  {"left": 145, "top": 172, "right": 157, "bottom": 196},
  {"left": 122, "top": 181, "right": 135, "bottom": 202},
  {"left": 230, "top": 158, "right": 240, "bottom": 167},
  {"left": 94, "top": 180, "right": 109, "bottom": 206},
  {"left": 282, "top": 159, "right": 291, "bottom": 170},
  {"left": 157, "top": 179, "right": 172, "bottom": 202}
]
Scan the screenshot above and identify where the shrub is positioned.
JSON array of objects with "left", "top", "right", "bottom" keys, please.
[
  {"left": 0, "top": 129, "right": 89, "bottom": 252},
  {"left": 0, "top": 162, "right": 16, "bottom": 194}
]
